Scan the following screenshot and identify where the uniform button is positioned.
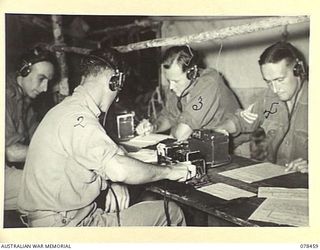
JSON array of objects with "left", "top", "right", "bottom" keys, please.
[
  {"left": 62, "top": 218, "right": 67, "bottom": 224},
  {"left": 285, "top": 141, "right": 289, "bottom": 145}
]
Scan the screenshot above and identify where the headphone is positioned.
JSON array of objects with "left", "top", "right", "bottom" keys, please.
[
  {"left": 261, "top": 42, "right": 307, "bottom": 79},
  {"left": 283, "top": 43, "right": 306, "bottom": 78},
  {"left": 84, "top": 53, "right": 125, "bottom": 92},
  {"left": 186, "top": 64, "right": 199, "bottom": 81},
  {"left": 184, "top": 45, "right": 200, "bottom": 81},
  {"left": 293, "top": 58, "right": 306, "bottom": 78},
  {"left": 18, "top": 47, "right": 52, "bottom": 77}
]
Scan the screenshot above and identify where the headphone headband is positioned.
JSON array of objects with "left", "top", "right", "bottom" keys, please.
[
  {"left": 18, "top": 47, "right": 53, "bottom": 77},
  {"left": 184, "top": 45, "right": 200, "bottom": 80},
  {"left": 83, "top": 49, "right": 126, "bottom": 92}
]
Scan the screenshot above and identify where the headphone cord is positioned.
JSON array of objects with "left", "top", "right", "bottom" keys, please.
[
  {"left": 177, "top": 78, "right": 196, "bottom": 111},
  {"left": 106, "top": 181, "right": 121, "bottom": 227},
  {"left": 163, "top": 182, "right": 171, "bottom": 226}
]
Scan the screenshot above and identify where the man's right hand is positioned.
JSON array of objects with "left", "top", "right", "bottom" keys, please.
[
  {"left": 167, "top": 161, "right": 196, "bottom": 182},
  {"left": 240, "top": 104, "right": 258, "bottom": 124},
  {"left": 136, "top": 119, "right": 154, "bottom": 135}
]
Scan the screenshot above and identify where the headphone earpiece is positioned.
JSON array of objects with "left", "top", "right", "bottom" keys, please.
[
  {"left": 109, "top": 69, "right": 125, "bottom": 92},
  {"left": 293, "top": 59, "right": 306, "bottom": 78},
  {"left": 186, "top": 65, "right": 199, "bottom": 80},
  {"left": 83, "top": 53, "right": 126, "bottom": 92},
  {"left": 18, "top": 47, "right": 51, "bottom": 77},
  {"left": 19, "top": 60, "right": 33, "bottom": 77}
]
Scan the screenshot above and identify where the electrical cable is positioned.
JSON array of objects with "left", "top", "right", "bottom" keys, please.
[
  {"left": 163, "top": 182, "right": 171, "bottom": 226},
  {"left": 106, "top": 181, "right": 121, "bottom": 226},
  {"left": 176, "top": 77, "right": 196, "bottom": 112}
]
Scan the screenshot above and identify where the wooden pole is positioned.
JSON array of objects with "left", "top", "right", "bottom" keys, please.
[
  {"left": 114, "top": 16, "right": 309, "bottom": 52},
  {"left": 51, "top": 15, "right": 69, "bottom": 100},
  {"left": 44, "top": 16, "right": 309, "bottom": 55}
]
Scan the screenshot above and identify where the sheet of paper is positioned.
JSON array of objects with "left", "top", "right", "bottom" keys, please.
[
  {"left": 219, "top": 162, "right": 294, "bottom": 183},
  {"left": 121, "top": 133, "right": 173, "bottom": 148},
  {"left": 249, "top": 198, "right": 309, "bottom": 226},
  {"left": 127, "top": 149, "right": 157, "bottom": 163},
  {"left": 197, "top": 183, "right": 256, "bottom": 200},
  {"left": 258, "top": 187, "right": 308, "bottom": 200}
]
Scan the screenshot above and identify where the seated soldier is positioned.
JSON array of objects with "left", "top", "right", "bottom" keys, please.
[
  {"left": 17, "top": 48, "right": 195, "bottom": 227},
  {"left": 216, "top": 42, "right": 308, "bottom": 173},
  {"left": 5, "top": 47, "right": 55, "bottom": 210},
  {"left": 136, "top": 45, "right": 240, "bottom": 141}
]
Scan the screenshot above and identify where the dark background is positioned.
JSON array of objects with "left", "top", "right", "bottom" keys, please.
[{"left": 6, "top": 14, "right": 162, "bottom": 140}]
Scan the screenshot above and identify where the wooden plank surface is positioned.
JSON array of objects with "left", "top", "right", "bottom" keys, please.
[{"left": 146, "top": 155, "right": 308, "bottom": 226}]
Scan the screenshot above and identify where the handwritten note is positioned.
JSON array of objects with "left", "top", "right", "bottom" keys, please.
[
  {"left": 219, "top": 162, "right": 294, "bottom": 183},
  {"left": 121, "top": 133, "right": 173, "bottom": 148},
  {"left": 249, "top": 199, "right": 308, "bottom": 226},
  {"left": 249, "top": 187, "right": 308, "bottom": 226},
  {"left": 198, "top": 183, "right": 256, "bottom": 200}
]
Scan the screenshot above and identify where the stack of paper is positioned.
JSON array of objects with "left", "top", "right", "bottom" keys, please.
[
  {"left": 198, "top": 183, "right": 256, "bottom": 200},
  {"left": 121, "top": 133, "right": 173, "bottom": 148},
  {"left": 219, "top": 162, "right": 294, "bottom": 183},
  {"left": 249, "top": 187, "right": 308, "bottom": 226}
]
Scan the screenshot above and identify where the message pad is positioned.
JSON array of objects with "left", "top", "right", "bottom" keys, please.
[
  {"left": 249, "top": 187, "right": 308, "bottom": 226},
  {"left": 197, "top": 183, "right": 256, "bottom": 200},
  {"left": 249, "top": 198, "right": 308, "bottom": 226},
  {"left": 219, "top": 162, "right": 294, "bottom": 183}
]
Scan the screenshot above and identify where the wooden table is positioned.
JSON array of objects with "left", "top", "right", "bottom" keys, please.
[{"left": 145, "top": 155, "right": 308, "bottom": 226}]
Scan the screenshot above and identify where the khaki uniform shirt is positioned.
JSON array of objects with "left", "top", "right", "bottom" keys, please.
[
  {"left": 159, "top": 68, "right": 240, "bottom": 130},
  {"left": 18, "top": 86, "right": 120, "bottom": 213},
  {"left": 230, "top": 82, "right": 308, "bottom": 165}
]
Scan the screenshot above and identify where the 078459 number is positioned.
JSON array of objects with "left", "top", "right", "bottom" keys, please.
[{"left": 300, "top": 244, "right": 319, "bottom": 248}]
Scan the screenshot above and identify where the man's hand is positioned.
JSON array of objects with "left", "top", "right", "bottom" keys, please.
[
  {"left": 240, "top": 104, "right": 258, "bottom": 124},
  {"left": 105, "top": 183, "right": 130, "bottom": 212},
  {"left": 167, "top": 161, "right": 196, "bottom": 182},
  {"left": 285, "top": 158, "right": 308, "bottom": 174},
  {"left": 136, "top": 119, "right": 153, "bottom": 135}
]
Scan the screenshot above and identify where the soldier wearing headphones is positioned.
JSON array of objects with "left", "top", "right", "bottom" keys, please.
[
  {"left": 5, "top": 47, "right": 55, "bottom": 210},
  {"left": 216, "top": 42, "right": 308, "bottom": 173},
  {"left": 136, "top": 45, "right": 240, "bottom": 141},
  {"left": 18, "top": 48, "right": 195, "bottom": 227}
]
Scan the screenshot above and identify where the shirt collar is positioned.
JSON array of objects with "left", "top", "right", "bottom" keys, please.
[{"left": 73, "top": 85, "right": 101, "bottom": 118}]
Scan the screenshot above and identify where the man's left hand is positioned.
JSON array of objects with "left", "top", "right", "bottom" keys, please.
[
  {"left": 105, "top": 183, "right": 130, "bottom": 212},
  {"left": 285, "top": 158, "right": 308, "bottom": 173}
]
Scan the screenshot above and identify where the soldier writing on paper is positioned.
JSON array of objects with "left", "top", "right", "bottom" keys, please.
[{"left": 136, "top": 45, "right": 240, "bottom": 141}]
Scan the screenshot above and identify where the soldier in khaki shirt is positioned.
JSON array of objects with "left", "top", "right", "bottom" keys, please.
[
  {"left": 136, "top": 46, "right": 240, "bottom": 141},
  {"left": 5, "top": 47, "right": 55, "bottom": 210},
  {"left": 18, "top": 48, "right": 195, "bottom": 227},
  {"left": 216, "top": 42, "right": 308, "bottom": 173}
]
